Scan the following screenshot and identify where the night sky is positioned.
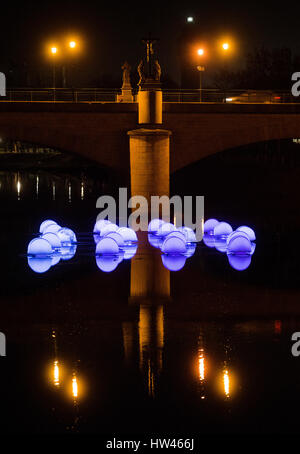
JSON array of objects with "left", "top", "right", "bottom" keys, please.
[{"left": 1, "top": 1, "right": 300, "bottom": 86}]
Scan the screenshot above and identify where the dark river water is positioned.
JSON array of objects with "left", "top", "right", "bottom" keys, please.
[{"left": 0, "top": 142, "right": 300, "bottom": 438}]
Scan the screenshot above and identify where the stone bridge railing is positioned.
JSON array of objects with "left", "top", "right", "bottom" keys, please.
[{"left": 0, "top": 88, "right": 299, "bottom": 104}]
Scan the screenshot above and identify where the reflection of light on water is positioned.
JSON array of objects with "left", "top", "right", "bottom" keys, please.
[
  {"left": 72, "top": 374, "right": 78, "bottom": 399},
  {"left": 81, "top": 181, "right": 84, "bottom": 200},
  {"left": 68, "top": 182, "right": 72, "bottom": 203},
  {"left": 53, "top": 360, "right": 60, "bottom": 387},
  {"left": 198, "top": 333, "right": 206, "bottom": 400},
  {"left": 139, "top": 305, "right": 164, "bottom": 398},
  {"left": 199, "top": 350, "right": 205, "bottom": 382},
  {"left": 52, "top": 181, "right": 56, "bottom": 201},
  {"left": 36, "top": 175, "right": 39, "bottom": 198},
  {"left": 148, "top": 359, "right": 154, "bottom": 398},
  {"left": 16, "top": 173, "right": 21, "bottom": 200},
  {"left": 223, "top": 369, "right": 230, "bottom": 398},
  {"left": 139, "top": 305, "right": 150, "bottom": 370}
]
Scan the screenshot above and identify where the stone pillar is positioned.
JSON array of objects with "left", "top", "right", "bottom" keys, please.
[
  {"left": 127, "top": 128, "right": 171, "bottom": 202},
  {"left": 138, "top": 89, "right": 162, "bottom": 124}
]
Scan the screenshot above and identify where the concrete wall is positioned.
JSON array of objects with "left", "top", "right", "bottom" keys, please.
[{"left": 1, "top": 102, "right": 300, "bottom": 177}]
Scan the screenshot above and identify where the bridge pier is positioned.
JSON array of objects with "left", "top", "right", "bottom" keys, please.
[
  {"left": 128, "top": 77, "right": 171, "bottom": 206},
  {"left": 127, "top": 128, "right": 171, "bottom": 201}
]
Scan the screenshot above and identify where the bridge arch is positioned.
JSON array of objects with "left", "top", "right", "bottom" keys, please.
[
  {"left": 166, "top": 111, "right": 300, "bottom": 172},
  {"left": 0, "top": 105, "right": 137, "bottom": 180}
]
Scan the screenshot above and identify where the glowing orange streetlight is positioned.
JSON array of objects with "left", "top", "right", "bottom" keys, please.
[
  {"left": 65, "top": 39, "right": 80, "bottom": 88},
  {"left": 49, "top": 46, "right": 58, "bottom": 91},
  {"left": 222, "top": 42, "right": 229, "bottom": 51},
  {"left": 197, "top": 48, "right": 205, "bottom": 102}
]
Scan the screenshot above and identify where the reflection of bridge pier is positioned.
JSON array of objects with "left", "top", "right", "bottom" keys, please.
[
  {"left": 123, "top": 235, "right": 170, "bottom": 396},
  {"left": 130, "top": 232, "right": 170, "bottom": 305}
]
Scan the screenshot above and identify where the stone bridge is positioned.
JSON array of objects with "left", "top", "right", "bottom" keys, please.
[{"left": 1, "top": 102, "right": 300, "bottom": 182}]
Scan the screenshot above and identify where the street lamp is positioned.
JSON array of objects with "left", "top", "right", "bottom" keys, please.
[
  {"left": 50, "top": 46, "right": 58, "bottom": 101},
  {"left": 197, "top": 49, "right": 205, "bottom": 102},
  {"left": 222, "top": 42, "right": 229, "bottom": 51},
  {"left": 62, "top": 39, "right": 78, "bottom": 87}
]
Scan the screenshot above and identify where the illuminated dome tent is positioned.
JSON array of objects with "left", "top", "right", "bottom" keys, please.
[
  {"left": 163, "top": 231, "right": 186, "bottom": 243},
  {"left": 213, "top": 222, "right": 233, "bottom": 237},
  {"left": 39, "top": 219, "right": 58, "bottom": 234},
  {"left": 96, "top": 237, "right": 119, "bottom": 255},
  {"left": 27, "top": 238, "right": 53, "bottom": 257},
  {"left": 43, "top": 223, "right": 62, "bottom": 234},
  {"left": 57, "top": 228, "right": 77, "bottom": 245},
  {"left": 214, "top": 238, "right": 228, "bottom": 253},
  {"left": 93, "top": 219, "right": 111, "bottom": 234},
  {"left": 204, "top": 218, "right": 219, "bottom": 234},
  {"left": 42, "top": 232, "right": 61, "bottom": 249},
  {"left": 104, "top": 231, "right": 125, "bottom": 247},
  {"left": 226, "top": 230, "right": 250, "bottom": 245},
  {"left": 236, "top": 225, "right": 256, "bottom": 242},
  {"left": 117, "top": 227, "right": 138, "bottom": 243},
  {"left": 101, "top": 223, "right": 119, "bottom": 237},
  {"left": 227, "top": 235, "right": 252, "bottom": 255},
  {"left": 157, "top": 222, "right": 176, "bottom": 237},
  {"left": 161, "top": 236, "right": 187, "bottom": 254},
  {"left": 177, "top": 226, "right": 197, "bottom": 243},
  {"left": 148, "top": 219, "right": 164, "bottom": 233}
]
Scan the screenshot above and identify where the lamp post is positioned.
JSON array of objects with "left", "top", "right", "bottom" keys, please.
[
  {"left": 197, "top": 66, "right": 205, "bottom": 102},
  {"left": 48, "top": 39, "right": 78, "bottom": 96},
  {"left": 197, "top": 48, "right": 205, "bottom": 102},
  {"left": 50, "top": 47, "right": 57, "bottom": 101},
  {"left": 63, "top": 41, "right": 77, "bottom": 88}
]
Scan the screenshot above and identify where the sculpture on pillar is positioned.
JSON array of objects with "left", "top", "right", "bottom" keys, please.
[
  {"left": 137, "top": 59, "right": 145, "bottom": 86},
  {"left": 138, "top": 34, "right": 161, "bottom": 89},
  {"left": 117, "top": 61, "right": 134, "bottom": 102},
  {"left": 121, "top": 61, "right": 132, "bottom": 89},
  {"left": 154, "top": 59, "right": 161, "bottom": 81}
]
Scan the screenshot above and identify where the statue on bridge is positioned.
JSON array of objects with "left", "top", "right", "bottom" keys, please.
[
  {"left": 117, "top": 61, "right": 134, "bottom": 102},
  {"left": 138, "top": 34, "right": 161, "bottom": 89},
  {"left": 121, "top": 61, "right": 132, "bottom": 89},
  {"left": 137, "top": 59, "right": 146, "bottom": 86},
  {"left": 154, "top": 59, "right": 161, "bottom": 81}
]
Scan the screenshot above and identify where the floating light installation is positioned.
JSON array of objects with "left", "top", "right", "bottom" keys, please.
[
  {"left": 27, "top": 219, "right": 77, "bottom": 273},
  {"left": 202, "top": 218, "right": 257, "bottom": 271},
  {"left": 94, "top": 220, "right": 139, "bottom": 272},
  {"left": 147, "top": 219, "right": 197, "bottom": 272}
]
